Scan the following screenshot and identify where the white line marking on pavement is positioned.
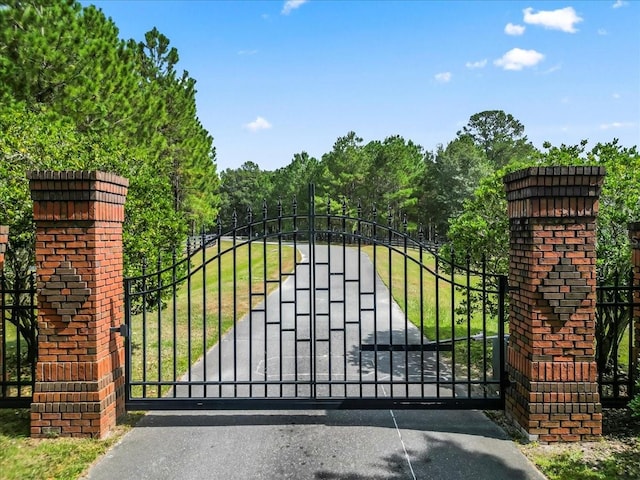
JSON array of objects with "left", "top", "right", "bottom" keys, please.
[{"left": 382, "top": 385, "right": 417, "bottom": 480}]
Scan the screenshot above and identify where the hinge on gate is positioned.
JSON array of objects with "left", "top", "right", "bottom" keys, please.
[{"left": 110, "top": 324, "right": 129, "bottom": 337}]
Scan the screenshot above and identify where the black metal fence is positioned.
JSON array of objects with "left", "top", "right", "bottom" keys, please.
[
  {"left": 596, "top": 276, "right": 639, "bottom": 407},
  {"left": 0, "top": 271, "right": 37, "bottom": 408}
]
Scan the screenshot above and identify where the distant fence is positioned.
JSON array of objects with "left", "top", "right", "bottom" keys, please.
[
  {"left": 596, "top": 277, "right": 639, "bottom": 407},
  {"left": 0, "top": 271, "right": 37, "bottom": 408}
]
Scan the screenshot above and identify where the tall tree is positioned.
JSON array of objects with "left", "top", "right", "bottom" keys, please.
[
  {"left": 458, "top": 110, "right": 536, "bottom": 168},
  {"left": 422, "top": 135, "right": 491, "bottom": 237}
]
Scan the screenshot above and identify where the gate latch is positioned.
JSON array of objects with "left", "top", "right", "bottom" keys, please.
[{"left": 110, "top": 324, "right": 129, "bottom": 337}]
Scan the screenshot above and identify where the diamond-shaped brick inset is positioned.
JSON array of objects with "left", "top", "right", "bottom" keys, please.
[
  {"left": 40, "top": 261, "right": 91, "bottom": 322},
  {"left": 541, "top": 257, "right": 589, "bottom": 322}
]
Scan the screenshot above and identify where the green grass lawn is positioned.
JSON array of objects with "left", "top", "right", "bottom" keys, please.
[
  {"left": 363, "top": 244, "right": 505, "bottom": 382},
  {"left": 0, "top": 409, "right": 143, "bottom": 480}
]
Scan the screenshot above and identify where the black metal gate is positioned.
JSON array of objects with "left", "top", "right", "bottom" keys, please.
[{"left": 124, "top": 186, "right": 507, "bottom": 410}]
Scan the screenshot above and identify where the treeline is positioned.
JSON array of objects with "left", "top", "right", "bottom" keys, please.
[
  {"left": 219, "top": 112, "right": 640, "bottom": 282},
  {"left": 0, "top": 0, "right": 219, "bottom": 278},
  {"left": 219, "top": 110, "right": 535, "bottom": 237}
]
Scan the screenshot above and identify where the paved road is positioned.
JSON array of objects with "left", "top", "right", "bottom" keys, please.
[
  {"left": 85, "top": 244, "right": 543, "bottom": 480},
  {"left": 85, "top": 409, "right": 545, "bottom": 480}
]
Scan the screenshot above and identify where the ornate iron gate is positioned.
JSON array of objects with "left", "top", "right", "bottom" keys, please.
[{"left": 124, "top": 186, "right": 507, "bottom": 410}]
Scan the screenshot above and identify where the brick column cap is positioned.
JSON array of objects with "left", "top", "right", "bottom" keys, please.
[
  {"left": 504, "top": 166, "right": 605, "bottom": 197},
  {"left": 504, "top": 166, "right": 605, "bottom": 219},
  {"left": 28, "top": 171, "right": 128, "bottom": 222}
]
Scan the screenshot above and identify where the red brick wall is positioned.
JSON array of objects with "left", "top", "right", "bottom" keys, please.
[
  {"left": 630, "top": 222, "right": 640, "bottom": 384},
  {"left": 29, "top": 171, "right": 128, "bottom": 438},
  {"left": 504, "top": 166, "right": 605, "bottom": 442}
]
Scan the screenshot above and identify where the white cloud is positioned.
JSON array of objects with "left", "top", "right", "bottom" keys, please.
[
  {"left": 494, "top": 48, "right": 545, "bottom": 71},
  {"left": 282, "top": 0, "right": 308, "bottom": 15},
  {"left": 612, "top": 93, "right": 621, "bottom": 99},
  {"left": 434, "top": 72, "right": 452, "bottom": 83},
  {"left": 600, "top": 121, "right": 635, "bottom": 130},
  {"left": 523, "top": 7, "right": 583, "bottom": 33},
  {"left": 465, "top": 59, "right": 487, "bottom": 69},
  {"left": 505, "top": 23, "right": 526, "bottom": 36},
  {"left": 613, "top": 1, "right": 628, "bottom": 8},
  {"left": 244, "top": 116, "right": 272, "bottom": 132}
]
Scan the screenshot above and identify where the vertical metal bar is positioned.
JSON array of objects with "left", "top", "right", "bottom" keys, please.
[
  {"left": 141, "top": 258, "right": 147, "bottom": 398},
  {"left": 201, "top": 227, "right": 207, "bottom": 397},
  {"left": 293, "top": 198, "right": 299, "bottom": 396},
  {"left": 372, "top": 207, "right": 378, "bottom": 397},
  {"left": 357, "top": 202, "right": 363, "bottom": 398},
  {"left": 1, "top": 273, "right": 5, "bottom": 399},
  {"left": 277, "top": 200, "right": 283, "bottom": 398},
  {"left": 387, "top": 207, "right": 393, "bottom": 397},
  {"left": 613, "top": 275, "right": 620, "bottom": 398},
  {"left": 419, "top": 226, "right": 425, "bottom": 398},
  {"left": 124, "top": 277, "right": 131, "bottom": 402},
  {"left": 629, "top": 271, "right": 636, "bottom": 399},
  {"left": 498, "top": 275, "right": 507, "bottom": 406},
  {"left": 247, "top": 206, "right": 253, "bottom": 396},
  {"left": 232, "top": 210, "right": 238, "bottom": 397},
  {"left": 216, "top": 219, "right": 222, "bottom": 397},
  {"left": 309, "top": 184, "right": 316, "bottom": 398},
  {"left": 466, "top": 254, "right": 471, "bottom": 398},
  {"left": 482, "top": 254, "right": 488, "bottom": 397},
  {"left": 327, "top": 197, "right": 332, "bottom": 397},
  {"left": 172, "top": 250, "right": 178, "bottom": 397},
  {"left": 157, "top": 255, "right": 162, "bottom": 398},
  {"left": 342, "top": 200, "right": 348, "bottom": 396},
  {"left": 402, "top": 215, "right": 409, "bottom": 397},
  {"left": 435, "top": 251, "right": 441, "bottom": 398},
  {"left": 262, "top": 200, "right": 268, "bottom": 398},
  {"left": 450, "top": 248, "right": 456, "bottom": 394},
  {"left": 186, "top": 242, "right": 193, "bottom": 398}
]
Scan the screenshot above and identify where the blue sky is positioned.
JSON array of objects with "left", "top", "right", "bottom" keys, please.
[{"left": 86, "top": 0, "right": 639, "bottom": 172}]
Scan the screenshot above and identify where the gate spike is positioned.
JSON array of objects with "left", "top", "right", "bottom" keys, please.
[
  {"left": 342, "top": 198, "right": 347, "bottom": 216},
  {"left": 232, "top": 209, "right": 238, "bottom": 229},
  {"left": 372, "top": 205, "right": 377, "bottom": 222},
  {"left": 387, "top": 205, "right": 393, "bottom": 226},
  {"left": 418, "top": 223, "right": 424, "bottom": 243},
  {"left": 277, "top": 198, "right": 283, "bottom": 217},
  {"left": 292, "top": 196, "right": 297, "bottom": 215},
  {"left": 402, "top": 213, "right": 408, "bottom": 233},
  {"left": 262, "top": 199, "right": 268, "bottom": 219},
  {"left": 357, "top": 200, "right": 362, "bottom": 218},
  {"left": 247, "top": 205, "right": 253, "bottom": 224},
  {"left": 327, "top": 196, "right": 331, "bottom": 215},
  {"left": 216, "top": 215, "right": 222, "bottom": 235}
]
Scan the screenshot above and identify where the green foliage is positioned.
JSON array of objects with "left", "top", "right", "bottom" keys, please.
[
  {"left": 631, "top": 389, "right": 640, "bottom": 418},
  {"left": 0, "top": 0, "right": 220, "bottom": 278},
  {"left": 458, "top": 110, "right": 537, "bottom": 169}
]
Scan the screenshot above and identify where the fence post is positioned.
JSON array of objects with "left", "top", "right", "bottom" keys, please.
[
  {"left": 503, "top": 166, "right": 605, "bottom": 442},
  {"left": 630, "top": 222, "right": 640, "bottom": 395},
  {"left": 0, "top": 225, "right": 7, "bottom": 368},
  {"left": 29, "top": 171, "right": 128, "bottom": 438}
]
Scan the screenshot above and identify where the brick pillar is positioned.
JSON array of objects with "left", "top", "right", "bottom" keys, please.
[
  {"left": 29, "top": 171, "right": 128, "bottom": 438},
  {"left": 503, "top": 166, "right": 605, "bottom": 443},
  {"left": 630, "top": 222, "right": 640, "bottom": 386}
]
